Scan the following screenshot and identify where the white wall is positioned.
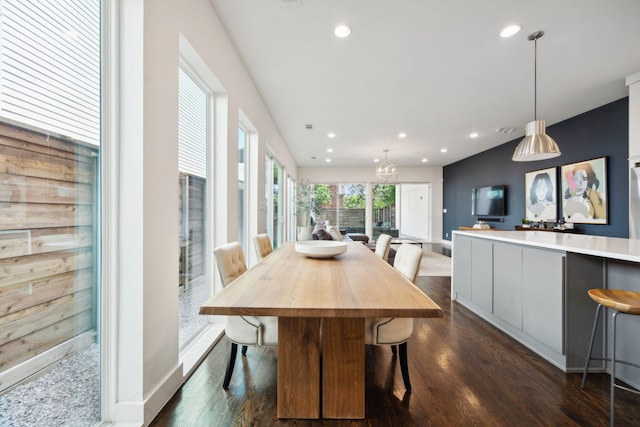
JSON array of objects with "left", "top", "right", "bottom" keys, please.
[
  {"left": 113, "top": 0, "right": 297, "bottom": 424},
  {"left": 298, "top": 166, "right": 444, "bottom": 243}
]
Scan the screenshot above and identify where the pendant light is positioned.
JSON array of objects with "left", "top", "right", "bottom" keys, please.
[
  {"left": 512, "top": 31, "right": 561, "bottom": 162},
  {"left": 376, "top": 149, "right": 397, "bottom": 182}
]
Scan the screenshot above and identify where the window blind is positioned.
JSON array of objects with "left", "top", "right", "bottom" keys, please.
[
  {"left": 0, "top": 0, "right": 100, "bottom": 145},
  {"left": 178, "top": 68, "right": 208, "bottom": 178}
]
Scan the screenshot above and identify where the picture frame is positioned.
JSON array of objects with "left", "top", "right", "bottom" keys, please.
[
  {"left": 560, "top": 157, "right": 607, "bottom": 224},
  {"left": 525, "top": 167, "right": 557, "bottom": 222}
]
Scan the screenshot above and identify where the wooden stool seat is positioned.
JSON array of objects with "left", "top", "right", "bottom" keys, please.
[
  {"left": 583, "top": 288, "right": 640, "bottom": 426},
  {"left": 587, "top": 289, "right": 640, "bottom": 315}
]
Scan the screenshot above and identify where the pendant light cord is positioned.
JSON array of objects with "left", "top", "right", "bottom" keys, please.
[
  {"left": 534, "top": 36, "right": 537, "bottom": 121},
  {"left": 528, "top": 30, "right": 544, "bottom": 121}
]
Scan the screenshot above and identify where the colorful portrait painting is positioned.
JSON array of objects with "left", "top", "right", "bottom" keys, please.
[{"left": 561, "top": 157, "right": 607, "bottom": 224}]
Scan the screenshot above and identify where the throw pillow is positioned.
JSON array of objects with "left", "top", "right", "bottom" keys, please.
[
  {"left": 326, "top": 226, "right": 343, "bottom": 241},
  {"left": 315, "top": 229, "right": 332, "bottom": 240}
]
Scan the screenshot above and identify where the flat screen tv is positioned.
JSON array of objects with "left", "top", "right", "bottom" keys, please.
[{"left": 472, "top": 185, "right": 506, "bottom": 216}]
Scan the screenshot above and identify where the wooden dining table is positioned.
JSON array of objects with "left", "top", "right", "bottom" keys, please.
[{"left": 199, "top": 240, "right": 443, "bottom": 419}]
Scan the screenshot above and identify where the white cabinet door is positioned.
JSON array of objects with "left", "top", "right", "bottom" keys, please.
[
  {"left": 522, "top": 248, "right": 564, "bottom": 353},
  {"left": 471, "top": 239, "right": 493, "bottom": 312},
  {"left": 493, "top": 243, "right": 523, "bottom": 329},
  {"left": 452, "top": 235, "right": 472, "bottom": 300}
]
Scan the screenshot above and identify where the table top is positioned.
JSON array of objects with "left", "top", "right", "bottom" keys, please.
[{"left": 199, "top": 241, "right": 442, "bottom": 318}]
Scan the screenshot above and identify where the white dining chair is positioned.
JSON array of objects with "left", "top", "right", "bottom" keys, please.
[
  {"left": 213, "top": 242, "right": 278, "bottom": 389},
  {"left": 364, "top": 243, "right": 423, "bottom": 391},
  {"left": 373, "top": 233, "right": 392, "bottom": 262},
  {"left": 252, "top": 233, "right": 273, "bottom": 261}
]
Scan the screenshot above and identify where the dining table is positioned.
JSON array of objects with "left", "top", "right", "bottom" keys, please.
[{"left": 199, "top": 240, "right": 443, "bottom": 419}]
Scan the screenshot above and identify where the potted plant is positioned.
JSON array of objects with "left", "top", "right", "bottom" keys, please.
[
  {"left": 295, "top": 180, "right": 329, "bottom": 240},
  {"left": 521, "top": 218, "right": 531, "bottom": 228}
]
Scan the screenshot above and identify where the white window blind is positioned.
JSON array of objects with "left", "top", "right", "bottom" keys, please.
[
  {"left": 178, "top": 68, "right": 207, "bottom": 178},
  {"left": 0, "top": 0, "right": 100, "bottom": 145}
]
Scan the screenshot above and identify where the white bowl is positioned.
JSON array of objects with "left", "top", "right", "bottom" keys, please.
[{"left": 295, "top": 240, "right": 348, "bottom": 258}]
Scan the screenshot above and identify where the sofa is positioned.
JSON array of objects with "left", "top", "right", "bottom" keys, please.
[{"left": 312, "top": 224, "right": 395, "bottom": 265}]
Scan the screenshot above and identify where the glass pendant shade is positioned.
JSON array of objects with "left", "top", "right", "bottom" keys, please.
[
  {"left": 512, "top": 120, "right": 561, "bottom": 161},
  {"left": 376, "top": 149, "right": 397, "bottom": 182},
  {"left": 376, "top": 161, "right": 397, "bottom": 182}
]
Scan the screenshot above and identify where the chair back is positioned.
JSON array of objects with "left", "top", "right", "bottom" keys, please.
[
  {"left": 374, "top": 233, "right": 392, "bottom": 261},
  {"left": 392, "top": 243, "right": 423, "bottom": 284},
  {"left": 214, "top": 242, "right": 248, "bottom": 286},
  {"left": 253, "top": 233, "right": 273, "bottom": 260}
]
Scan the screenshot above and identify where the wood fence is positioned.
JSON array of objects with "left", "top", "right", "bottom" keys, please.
[{"left": 0, "top": 122, "right": 97, "bottom": 391}]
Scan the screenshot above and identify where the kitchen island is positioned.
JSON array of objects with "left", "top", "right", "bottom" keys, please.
[{"left": 452, "top": 230, "right": 640, "bottom": 389}]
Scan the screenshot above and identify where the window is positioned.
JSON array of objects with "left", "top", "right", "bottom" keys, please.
[
  {"left": 371, "top": 184, "right": 397, "bottom": 240},
  {"left": 238, "top": 125, "right": 248, "bottom": 253},
  {"left": 287, "top": 176, "right": 296, "bottom": 240},
  {"left": 177, "top": 67, "right": 210, "bottom": 351},
  {"left": 265, "top": 155, "right": 283, "bottom": 248},
  {"left": 0, "top": 0, "right": 101, "bottom": 424}
]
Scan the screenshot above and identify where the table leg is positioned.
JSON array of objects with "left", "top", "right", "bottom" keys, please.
[
  {"left": 277, "top": 317, "right": 321, "bottom": 419},
  {"left": 322, "top": 317, "right": 365, "bottom": 419}
]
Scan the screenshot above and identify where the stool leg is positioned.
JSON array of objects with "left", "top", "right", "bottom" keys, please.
[
  {"left": 610, "top": 311, "right": 619, "bottom": 427},
  {"left": 582, "top": 303, "right": 603, "bottom": 389}
]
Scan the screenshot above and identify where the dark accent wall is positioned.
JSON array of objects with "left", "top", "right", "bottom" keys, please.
[{"left": 443, "top": 97, "right": 629, "bottom": 240}]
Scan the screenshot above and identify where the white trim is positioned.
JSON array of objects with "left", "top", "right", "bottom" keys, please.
[
  {"left": 626, "top": 71, "right": 640, "bottom": 87},
  {"left": 101, "top": 0, "right": 120, "bottom": 423}
]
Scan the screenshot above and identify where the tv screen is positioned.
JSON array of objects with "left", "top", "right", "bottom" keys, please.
[{"left": 472, "top": 185, "right": 506, "bottom": 216}]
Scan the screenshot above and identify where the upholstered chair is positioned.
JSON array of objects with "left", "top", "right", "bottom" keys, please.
[
  {"left": 252, "top": 233, "right": 273, "bottom": 260},
  {"left": 374, "top": 233, "right": 392, "bottom": 262},
  {"left": 364, "top": 243, "right": 423, "bottom": 391},
  {"left": 213, "top": 242, "right": 278, "bottom": 389}
]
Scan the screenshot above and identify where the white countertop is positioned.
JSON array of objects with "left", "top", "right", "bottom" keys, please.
[{"left": 453, "top": 230, "right": 640, "bottom": 263}]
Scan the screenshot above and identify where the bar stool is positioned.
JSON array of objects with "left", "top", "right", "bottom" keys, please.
[{"left": 581, "top": 289, "right": 640, "bottom": 426}]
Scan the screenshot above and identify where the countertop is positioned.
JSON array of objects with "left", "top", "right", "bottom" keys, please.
[{"left": 453, "top": 230, "right": 640, "bottom": 263}]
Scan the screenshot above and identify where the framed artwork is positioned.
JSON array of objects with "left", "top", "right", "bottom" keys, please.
[
  {"left": 561, "top": 157, "right": 607, "bottom": 224},
  {"left": 525, "top": 167, "right": 557, "bottom": 222}
]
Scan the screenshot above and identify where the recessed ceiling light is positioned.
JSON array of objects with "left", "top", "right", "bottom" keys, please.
[
  {"left": 500, "top": 24, "right": 521, "bottom": 38},
  {"left": 334, "top": 24, "right": 351, "bottom": 38},
  {"left": 327, "top": 148, "right": 333, "bottom": 153},
  {"left": 440, "top": 148, "right": 447, "bottom": 153},
  {"left": 398, "top": 132, "right": 407, "bottom": 139},
  {"left": 327, "top": 132, "right": 336, "bottom": 138},
  {"left": 421, "top": 158, "right": 428, "bottom": 163},
  {"left": 373, "top": 158, "right": 379, "bottom": 163},
  {"left": 469, "top": 132, "right": 479, "bottom": 138},
  {"left": 325, "top": 158, "right": 332, "bottom": 163}
]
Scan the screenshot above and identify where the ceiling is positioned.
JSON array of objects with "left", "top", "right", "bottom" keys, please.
[{"left": 209, "top": 0, "right": 640, "bottom": 168}]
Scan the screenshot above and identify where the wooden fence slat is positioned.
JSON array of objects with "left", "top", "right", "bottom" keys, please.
[
  {"left": 0, "top": 123, "right": 97, "bottom": 159},
  {"left": 0, "top": 269, "right": 92, "bottom": 321},
  {"left": 0, "top": 250, "right": 93, "bottom": 289},
  {"left": 0, "top": 310, "right": 93, "bottom": 371},
  {"left": 0, "top": 173, "right": 92, "bottom": 205},
  {"left": 0, "top": 144, "right": 93, "bottom": 184},
  {"left": 0, "top": 203, "right": 93, "bottom": 230},
  {"left": 0, "top": 227, "right": 93, "bottom": 259},
  {"left": 0, "top": 289, "right": 92, "bottom": 345}
]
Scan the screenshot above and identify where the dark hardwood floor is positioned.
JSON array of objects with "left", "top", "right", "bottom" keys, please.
[{"left": 151, "top": 275, "right": 640, "bottom": 426}]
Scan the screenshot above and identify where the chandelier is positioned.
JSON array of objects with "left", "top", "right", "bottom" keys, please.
[{"left": 376, "top": 149, "right": 397, "bottom": 182}]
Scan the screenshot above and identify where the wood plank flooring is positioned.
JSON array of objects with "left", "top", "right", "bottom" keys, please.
[{"left": 151, "top": 275, "right": 640, "bottom": 426}]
